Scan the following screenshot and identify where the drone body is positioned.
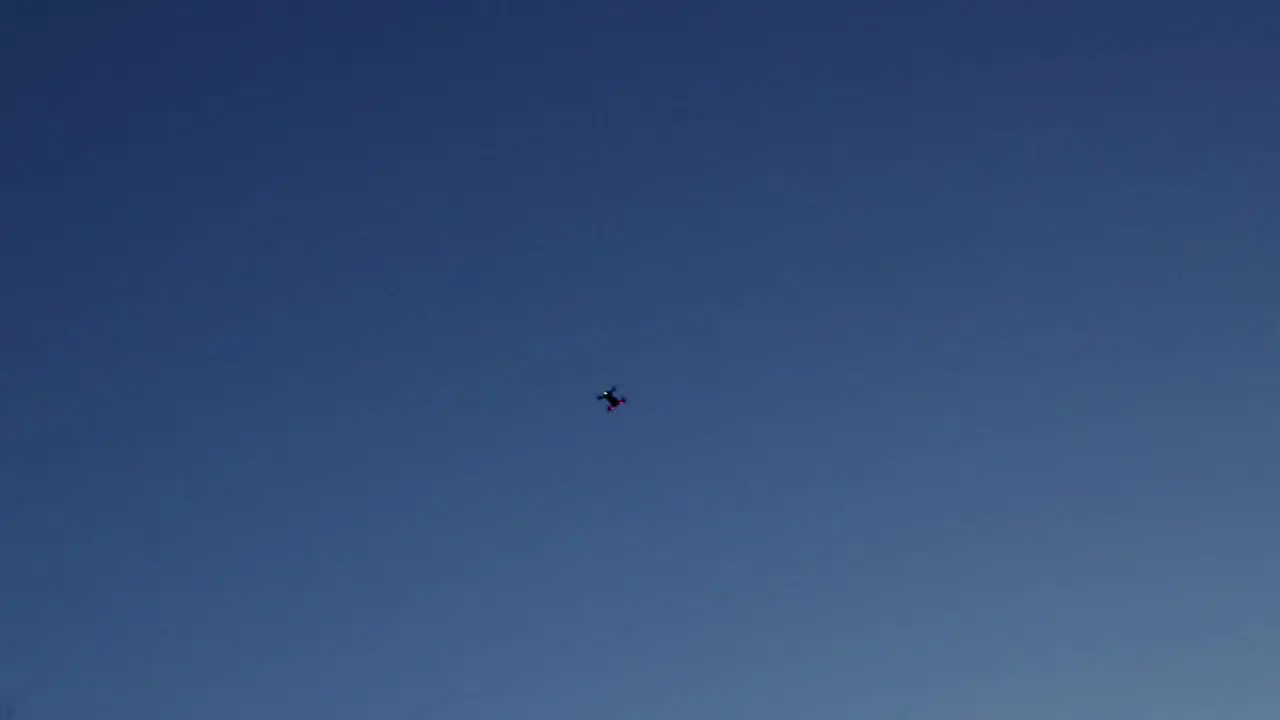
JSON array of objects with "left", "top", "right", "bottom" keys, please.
[{"left": 596, "top": 386, "right": 626, "bottom": 412}]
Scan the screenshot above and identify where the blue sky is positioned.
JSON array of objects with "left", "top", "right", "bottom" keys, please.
[{"left": 2, "top": 2, "right": 1278, "bottom": 718}]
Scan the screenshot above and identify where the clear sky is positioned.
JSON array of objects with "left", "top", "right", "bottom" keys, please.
[{"left": 3, "top": 2, "right": 1278, "bottom": 718}]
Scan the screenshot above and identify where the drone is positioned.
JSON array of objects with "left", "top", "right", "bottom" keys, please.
[{"left": 596, "top": 385, "right": 627, "bottom": 412}]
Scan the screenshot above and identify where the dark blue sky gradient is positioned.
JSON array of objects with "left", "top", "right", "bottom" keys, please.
[{"left": 3, "top": 2, "right": 1279, "bottom": 718}]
